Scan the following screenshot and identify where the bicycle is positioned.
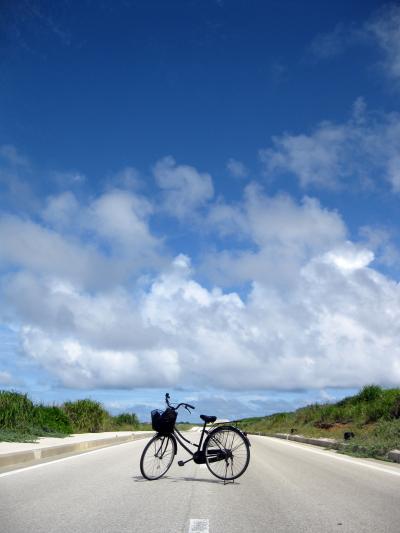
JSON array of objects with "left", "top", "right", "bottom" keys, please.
[{"left": 139, "top": 393, "right": 251, "bottom": 483}]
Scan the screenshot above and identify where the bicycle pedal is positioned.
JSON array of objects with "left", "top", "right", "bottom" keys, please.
[{"left": 178, "top": 460, "right": 185, "bottom": 467}]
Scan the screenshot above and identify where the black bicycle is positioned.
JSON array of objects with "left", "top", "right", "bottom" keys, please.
[{"left": 139, "top": 393, "right": 251, "bottom": 482}]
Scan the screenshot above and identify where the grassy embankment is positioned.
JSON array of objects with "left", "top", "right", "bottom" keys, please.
[
  {"left": 0, "top": 390, "right": 147, "bottom": 442},
  {"left": 238, "top": 385, "right": 400, "bottom": 460}
]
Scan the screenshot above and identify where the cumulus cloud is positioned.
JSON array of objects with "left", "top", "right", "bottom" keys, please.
[
  {"left": 0, "top": 370, "right": 12, "bottom": 385},
  {"left": 52, "top": 171, "right": 86, "bottom": 187},
  {"left": 226, "top": 158, "right": 248, "bottom": 179},
  {"left": 204, "top": 184, "right": 346, "bottom": 287},
  {"left": 153, "top": 156, "right": 214, "bottom": 218},
  {"left": 366, "top": 3, "right": 400, "bottom": 82},
  {"left": 0, "top": 214, "right": 114, "bottom": 289},
  {"left": 309, "top": 23, "right": 355, "bottom": 60},
  {"left": 0, "top": 145, "right": 38, "bottom": 212},
  {"left": 0, "top": 188, "right": 166, "bottom": 292},
  {"left": 83, "top": 189, "right": 162, "bottom": 265},
  {"left": 359, "top": 226, "right": 400, "bottom": 269},
  {"left": 2, "top": 177, "right": 400, "bottom": 392},
  {"left": 260, "top": 98, "right": 400, "bottom": 191},
  {"left": 1, "top": 148, "right": 400, "bottom": 393},
  {"left": 42, "top": 191, "right": 80, "bottom": 229},
  {"left": 308, "top": 4, "right": 400, "bottom": 84},
  {"left": 8, "top": 243, "right": 400, "bottom": 391},
  {"left": 0, "top": 145, "right": 29, "bottom": 167}
]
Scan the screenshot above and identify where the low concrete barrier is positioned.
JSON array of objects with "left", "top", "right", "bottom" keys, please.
[
  {"left": 273, "top": 432, "right": 340, "bottom": 449},
  {"left": 0, "top": 433, "right": 151, "bottom": 469},
  {"left": 387, "top": 450, "right": 400, "bottom": 463}
]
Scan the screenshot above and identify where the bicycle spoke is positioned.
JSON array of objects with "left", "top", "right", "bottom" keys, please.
[
  {"left": 140, "top": 435, "right": 175, "bottom": 480},
  {"left": 205, "top": 427, "right": 250, "bottom": 481}
]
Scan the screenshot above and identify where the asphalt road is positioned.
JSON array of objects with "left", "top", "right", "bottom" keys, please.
[{"left": 1, "top": 434, "right": 400, "bottom": 533}]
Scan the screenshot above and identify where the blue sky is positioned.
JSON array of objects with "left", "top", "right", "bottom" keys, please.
[{"left": 1, "top": 0, "right": 400, "bottom": 421}]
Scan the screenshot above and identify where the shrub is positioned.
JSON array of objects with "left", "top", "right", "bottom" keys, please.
[
  {"left": 390, "top": 394, "right": 400, "bottom": 419},
  {"left": 113, "top": 412, "right": 139, "bottom": 428},
  {"left": 33, "top": 405, "right": 72, "bottom": 434},
  {"left": 355, "top": 385, "right": 383, "bottom": 403},
  {"left": 0, "top": 390, "right": 34, "bottom": 430},
  {"left": 63, "top": 399, "right": 108, "bottom": 433}
]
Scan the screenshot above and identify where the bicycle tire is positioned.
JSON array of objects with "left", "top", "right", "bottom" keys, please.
[
  {"left": 204, "top": 426, "right": 250, "bottom": 481},
  {"left": 140, "top": 434, "right": 176, "bottom": 480}
]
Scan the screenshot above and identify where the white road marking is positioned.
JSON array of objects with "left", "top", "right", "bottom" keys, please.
[
  {"left": 253, "top": 435, "right": 400, "bottom": 477},
  {"left": 189, "top": 519, "right": 209, "bottom": 532},
  {"left": 0, "top": 439, "right": 148, "bottom": 479}
]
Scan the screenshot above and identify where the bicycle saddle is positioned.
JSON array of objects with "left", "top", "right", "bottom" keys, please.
[{"left": 200, "top": 414, "right": 217, "bottom": 424}]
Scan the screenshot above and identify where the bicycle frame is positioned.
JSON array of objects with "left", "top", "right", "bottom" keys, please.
[{"left": 171, "top": 421, "right": 210, "bottom": 465}]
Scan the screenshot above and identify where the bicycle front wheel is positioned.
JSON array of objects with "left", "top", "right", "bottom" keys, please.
[
  {"left": 204, "top": 427, "right": 250, "bottom": 481},
  {"left": 140, "top": 434, "right": 175, "bottom": 480}
]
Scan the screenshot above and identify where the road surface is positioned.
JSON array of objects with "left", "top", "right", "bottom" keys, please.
[{"left": 1, "top": 434, "right": 400, "bottom": 532}]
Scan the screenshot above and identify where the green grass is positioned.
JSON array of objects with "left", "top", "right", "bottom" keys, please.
[{"left": 238, "top": 385, "right": 400, "bottom": 461}]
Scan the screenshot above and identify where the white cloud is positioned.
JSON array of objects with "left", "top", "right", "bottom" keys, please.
[
  {"left": 359, "top": 225, "right": 400, "bottom": 269},
  {"left": 2, "top": 152, "right": 400, "bottom": 393},
  {"left": 260, "top": 98, "right": 400, "bottom": 191},
  {"left": 0, "top": 188, "right": 166, "bottom": 291},
  {"left": 204, "top": 184, "right": 347, "bottom": 287},
  {"left": 109, "top": 167, "right": 141, "bottom": 190},
  {"left": 0, "top": 214, "right": 113, "bottom": 289},
  {"left": 2, "top": 181, "right": 399, "bottom": 392},
  {"left": 52, "top": 171, "right": 86, "bottom": 186},
  {"left": 42, "top": 191, "right": 80, "bottom": 229},
  {"left": 0, "top": 370, "right": 12, "bottom": 385},
  {"left": 11, "top": 241, "right": 400, "bottom": 391},
  {"left": 153, "top": 156, "right": 214, "bottom": 218},
  {"left": 84, "top": 189, "right": 162, "bottom": 264},
  {"left": 322, "top": 243, "right": 374, "bottom": 272},
  {"left": 0, "top": 145, "right": 29, "bottom": 167},
  {"left": 308, "top": 4, "right": 400, "bottom": 84},
  {"left": 366, "top": 4, "right": 400, "bottom": 82},
  {"left": 0, "top": 145, "right": 38, "bottom": 212},
  {"left": 309, "top": 23, "right": 352, "bottom": 60},
  {"left": 226, "top": 158, "right": 248, "bottom": 179}
]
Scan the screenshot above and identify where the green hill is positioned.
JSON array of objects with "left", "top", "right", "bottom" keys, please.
[{"left": 238, "top": 385, "right": 400, "bottom": 460}]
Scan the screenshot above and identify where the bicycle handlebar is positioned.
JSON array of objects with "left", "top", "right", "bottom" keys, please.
[{"left": 165, "top": 393, "right": 195, "bottom": 411}]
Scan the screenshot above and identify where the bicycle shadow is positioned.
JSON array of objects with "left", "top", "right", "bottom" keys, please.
[{"left": 132, "top": 475, "right": 239, "bottom": 486}]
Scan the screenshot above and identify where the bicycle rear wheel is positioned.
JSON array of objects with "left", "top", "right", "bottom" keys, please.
[
  {"left": 140, "top": 434, "right": 175, "bottom": 480},
  {"left": 204, "top": 427, "right": 250, "bottom": 481}
]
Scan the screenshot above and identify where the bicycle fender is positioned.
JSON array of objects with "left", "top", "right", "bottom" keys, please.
[
  {"left": 222, "top": 425, "right": 252, "bottom": 447},
  {"left": 203, "top": 425, "right": 251, "bottom": 450}
]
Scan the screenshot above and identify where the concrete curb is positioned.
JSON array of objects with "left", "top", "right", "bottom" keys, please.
[
  {"left": 248, "top": 432, "right": 340, "bottom": 449},
  {"left": 273, "top": 432, "right": 340, "bottom": 449},
  {"left": 0, "top": 433, "right": 151, "bottom": 469},
  {"left": 250, "top": 432, "right": 400, "bottom": 463}
]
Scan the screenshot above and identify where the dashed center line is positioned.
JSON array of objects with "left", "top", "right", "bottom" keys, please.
[{"left": 189, "top": 519, "right": 209, "bottom": 532}]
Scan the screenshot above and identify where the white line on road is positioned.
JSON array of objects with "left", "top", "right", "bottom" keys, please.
[
  {"left": 254, "top": 435, "right": 400, "bottom": 477},
  {"left": 0, "top": 439, "right": 149, "bottom": 479},
  {"left": 189, "top": 519, "right": 209, "bottom": 532}
]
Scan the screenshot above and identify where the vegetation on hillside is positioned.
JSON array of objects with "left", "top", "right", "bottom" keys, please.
[
  {"left": 0, "top": 390, "right": 142, "bottom": 442},
  {"left": 238, "top": 385, "right": 400, "bottom": 460}
]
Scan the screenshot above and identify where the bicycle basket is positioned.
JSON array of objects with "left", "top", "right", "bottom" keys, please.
[{"left": 151, "top": 408, "right": 177, "bottom": 434}]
